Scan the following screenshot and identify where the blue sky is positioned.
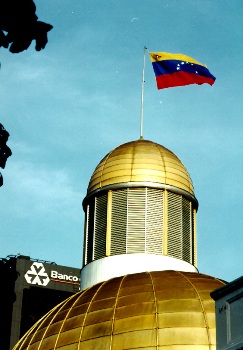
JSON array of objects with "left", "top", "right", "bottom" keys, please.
[{"left": 0, "top": 0, "right": 242, "bottom": 282}]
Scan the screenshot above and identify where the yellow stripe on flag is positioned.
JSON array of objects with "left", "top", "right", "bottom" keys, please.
[{"left": 149, "top": 52, "right": 207, "bottom": 67}]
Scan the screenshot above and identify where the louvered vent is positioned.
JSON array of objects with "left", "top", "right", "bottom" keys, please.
[
  {"left": 167, "top": 192, "right": 183, "bottom": 260},
  {"left": 110, "top": 188, "right": 164, "bottom": 255},
  {"left": 85, "top": 200, "right": 94, "bottom": 265},
  {"left": 127, "top": 188, "right": 146, "bottom": 253},
  {"left": 146, "top": 188, "right": 163, "bottom": 254},
  {"left": 167, "top": 192, "right": 193, "bottom": 264},
  {"left": 93, "top": 194, "right": 107, "bottom": 260},
  {"left": 182, "top": 197, "right": 191, "bottom": 262},
  {"left": 192, "top": 209, "right": 196, "bottom": 265},
  {"left": 110, "top": 189, "right": 127, "bottom": 255},
  {"left": 84, "top": 207, "right": 89, "bottom": 265}
]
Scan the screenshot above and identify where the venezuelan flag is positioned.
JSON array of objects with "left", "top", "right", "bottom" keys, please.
[{"left": 149, "top": 52, "right": 216, "bottom": 89}]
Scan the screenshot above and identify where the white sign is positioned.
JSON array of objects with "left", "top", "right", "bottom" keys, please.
[
  {"left": 24, "top": 262, "right": 80, "bottom": 286},
  {"left": 51, "top": 270, "right": 79, "bottom": 282}
]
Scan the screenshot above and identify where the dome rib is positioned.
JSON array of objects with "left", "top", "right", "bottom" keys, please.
[
  {"left": 148, "top": 271, "right": 159, "bottom": 348},
  {"left": 109, "top": 275, "right": 126, "bottom": 349},
  {"left": 97, "top": 150, "right": 114, "bottom": 190},
  {"left": 130, "top": 139, "right": 137, "bottom": 182},
  {"left": 177, "top": 271, "right": 212, "bottom": 347},
  {"left": 54, "top": 289, "right": 88, "bottom": 349},
  {"left": 78, "top": 281, "right": 105, "bottom": 345},
  {"left": 40, "top": 292, "right": 79, "bottom": 349},
  {"left": 19, "top": 294, "right": 73, "bottom": 350},
  {"left": 156, "top": 142, "right": 167, "bottom": 181}
]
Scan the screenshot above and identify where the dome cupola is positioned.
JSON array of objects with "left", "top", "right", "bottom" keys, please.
[{"left": 82, "top": 139, "right": 199, "bottom": 289}]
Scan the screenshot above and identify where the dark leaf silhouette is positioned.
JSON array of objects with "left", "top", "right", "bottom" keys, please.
[
  {"left": 0, "top": 0, "right": 53, "bottom": 53},
  {"left": 0, "top": 123, "right": 12, "bottom": 187}
]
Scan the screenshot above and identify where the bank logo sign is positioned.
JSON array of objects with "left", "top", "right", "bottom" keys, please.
[
  {"left": 24, "top": 262, "right": 80, "bottom": 286},
  {"left": 24, "top": 262, "right": 50, "bottom": 286}
]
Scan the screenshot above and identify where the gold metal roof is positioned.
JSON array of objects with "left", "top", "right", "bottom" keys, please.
[
  {"left": 13, "top": 271, "right": 225, "bottom": 350},
  {"left": 87, "top": 139, "right": 194, "bottom": 195}
]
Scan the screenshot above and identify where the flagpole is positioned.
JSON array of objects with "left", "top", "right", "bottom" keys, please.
[{"left": 140, "top": 46, "right": 147, "bottom": 139}]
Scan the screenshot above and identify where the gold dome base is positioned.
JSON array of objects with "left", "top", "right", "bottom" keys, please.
[{"left": 14, "top": 270, "right": 225, "bottom": 350}]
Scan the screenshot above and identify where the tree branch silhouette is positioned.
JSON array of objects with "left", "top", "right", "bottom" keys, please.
[{"left": 0, "top": 0, "right": 53, "bottom": 53}]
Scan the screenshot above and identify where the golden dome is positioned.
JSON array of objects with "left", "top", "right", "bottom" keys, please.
[
  {"left": 14, "top": 271, "right": 225, "bottom": 350},
  {"left": 87, "top": 139, "right": 194, "bottom": 195}
]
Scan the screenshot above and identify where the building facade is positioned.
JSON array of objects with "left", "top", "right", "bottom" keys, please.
[
  {"left": 0, "top": 255, "right": 80, "bottom": 350},
  {"left": 211, "top": 276, "right": 243, "bottom": 350}
]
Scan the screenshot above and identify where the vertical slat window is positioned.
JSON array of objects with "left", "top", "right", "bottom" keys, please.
[
  {"left": 167, "top": 192, "right": 182, "bottom": 260},
  {"left": 127, "top": 188, "right": 146, "bottom": 253},
  {"left": 83, "top": 209, "right": 88, "bottom": 265},
  {"left": 110, "top": 189, "right": 127, "bottom": 255},
  {"left": 192, "top": 208, "right": 197, "bottom": 266},
  {"left": 93, "top": 194, "right": 107, "bottom": 260},
  {"left": 182, "top": 197, "right": 191, "bottom": 263},
  {"left": 85, "top": 200, "right": 94, "bottom": 264},
  {"left": 110, "top": 188, "right": 164, "bottom": 255},
  {"left": 146, "top": 188, "right": 163, "bottom": 254},
  {"left": 167, "top": 192, "right": 193, "bottom": 264}
]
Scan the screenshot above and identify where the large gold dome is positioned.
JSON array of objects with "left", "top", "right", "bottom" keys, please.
[
  {"left": 87, "top": 139, "right": 194, "bottom": 195},
  {"left": 14, "top": 271, "right": 225, "bottom": 350}
]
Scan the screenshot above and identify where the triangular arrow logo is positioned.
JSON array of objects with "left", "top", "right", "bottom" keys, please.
[{"left": 24, "top": 262, "right": 50, "bottom": 286}]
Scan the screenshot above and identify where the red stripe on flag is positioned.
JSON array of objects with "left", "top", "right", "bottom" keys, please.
[{"left": 156, "top": 71, "right": 215, "bottom": 89}]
